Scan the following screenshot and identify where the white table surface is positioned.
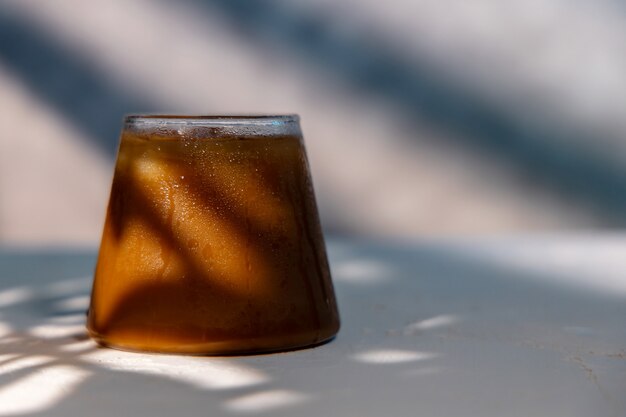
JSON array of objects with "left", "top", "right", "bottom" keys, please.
[{"left": 0, "top": 236, "right": 625, "bottom": 417}]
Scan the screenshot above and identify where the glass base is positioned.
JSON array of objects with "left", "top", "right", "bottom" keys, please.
[{"left": 87, "top": 325, "right": 339, "bottom": 356}]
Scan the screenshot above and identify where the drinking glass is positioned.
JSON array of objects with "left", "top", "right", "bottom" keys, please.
[{"left": 87, "top": 115, "right": 340, "bottom": 354}]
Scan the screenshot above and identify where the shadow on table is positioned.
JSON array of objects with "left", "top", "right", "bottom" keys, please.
[{"left": 1, "top": 240, "right": 626, "bottom": 416}]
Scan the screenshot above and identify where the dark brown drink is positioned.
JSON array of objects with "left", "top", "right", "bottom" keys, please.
[{"left": 87, "top": 115, "right": 339, "bottom": 354}]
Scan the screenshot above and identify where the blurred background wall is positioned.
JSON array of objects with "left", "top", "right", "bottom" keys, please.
[{"left": 0, "top": 0, "right": 625, "bottom": 246}]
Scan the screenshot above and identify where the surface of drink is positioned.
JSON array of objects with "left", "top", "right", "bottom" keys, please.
[{"left": 87, "top": 115, "right": 340, "bottom": 354}]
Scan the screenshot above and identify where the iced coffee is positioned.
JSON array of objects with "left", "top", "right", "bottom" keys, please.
[{"left": 87, "top": 115, "right": 340, "bottom": 354}]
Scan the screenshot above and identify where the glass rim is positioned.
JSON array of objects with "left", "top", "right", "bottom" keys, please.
[{"left": 125, "top": 114, "right": 300, "bottom": 127}]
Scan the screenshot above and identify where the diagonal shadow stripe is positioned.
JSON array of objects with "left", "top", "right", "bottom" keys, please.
[
  {"left": 0, "top": 8, "right": 157, "bottom": 158},
  {"left": 191, "top": 0, "right": 626, "bottom": 224}
]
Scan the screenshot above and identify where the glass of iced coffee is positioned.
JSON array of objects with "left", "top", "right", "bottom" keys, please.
[{"left": 87, "top": 115, "right": 340, "bottom": 354}]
